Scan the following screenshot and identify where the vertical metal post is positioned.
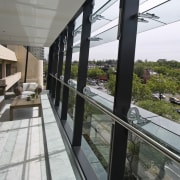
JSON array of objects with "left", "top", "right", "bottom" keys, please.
[
  {"left": 47, "top": 44, "right": 54, "bottom": 90},
  {"left": 24, "top": 46, "right": 29, "bottom": 83},
  {"left": 108, "top": 0, "right": 139, "bottom": 179},
  {"left": 55, "top": 34, "right": 65, "bottom": 106},
  {"left": 51, "top": 40, "right": 59, "bottom": 98},
  {"left": 61, "top": 22, "right": 74, "bottom": 119},
  {"left": 72, "top": 1, "right": 93, "bottom": 146}
]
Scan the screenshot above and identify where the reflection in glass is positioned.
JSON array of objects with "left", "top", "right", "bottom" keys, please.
[
  {"left": 83, "top": 101, "right": 113, "bottom": 172},
  {"left": 67, "top": 88, "right": 76, "bottom": 120},
  {"left": 91, "top": 0, "right": 119, "bottom": 32},
  {"left": 126, "top": 132, "right": 180, "bottom": 179},
  {"left": 60, "top": 83, "right": 63, "bottom": 102},
  {"left": 73, "top": 13, "right": 83, "bottom": 45}
]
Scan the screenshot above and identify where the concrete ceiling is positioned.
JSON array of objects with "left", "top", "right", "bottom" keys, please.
[{"left": 0, "top": 0, "right": 85, "bottom": 47}]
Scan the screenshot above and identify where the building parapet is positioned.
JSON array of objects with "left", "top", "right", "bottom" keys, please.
[
  {"left": 0, "top": 72, "right": 21, "bottom": 92},
  {"left": 0, "top": 45, "right": 17, "bottom": 61}
]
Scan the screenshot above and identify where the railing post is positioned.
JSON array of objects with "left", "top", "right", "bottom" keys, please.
[
  {"left": 72, "top": 0, "right": 93, "bottom": 146},
  {"left": 108, "top": 0, "right": 139, "bottom": 179},
  {"left": 61, "top": 22, "right": 75, "bottom": 119}
]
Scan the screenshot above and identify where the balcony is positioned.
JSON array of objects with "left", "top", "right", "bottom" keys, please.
[
  {"left": 0, "top": 0, "right": 180, "bottom": 179},
  {"left": 0, "top": 92, "right": 81, "bottom": 180},
  {"left": 0, "top": 85, "right": 179, "bottom": 180},
  {"left": 0, "top": 72, "right": 21, "bottom": 95}
]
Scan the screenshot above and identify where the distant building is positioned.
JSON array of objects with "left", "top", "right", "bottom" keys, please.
[
  {"left": 29, "top": 47, "right": 44, "bottom": 60},
  {"left": 0, "top": 45, "right": 43, "bottom": 94}
]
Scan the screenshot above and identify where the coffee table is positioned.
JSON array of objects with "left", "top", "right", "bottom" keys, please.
[{"left": 10, "top": 96, "right": 42, "bottom": 121}]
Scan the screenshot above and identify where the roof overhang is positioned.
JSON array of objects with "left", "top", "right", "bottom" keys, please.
[{"left": 0, "top": 0, "right": 85, "bottom": 47}]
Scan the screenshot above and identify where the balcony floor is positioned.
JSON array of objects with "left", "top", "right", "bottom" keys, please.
[
  {"left": 0, "top": 98, "right": 47, "bottom": 180},
  {"left": 0, "top": 97, "right": 81, "bottom": 180}
]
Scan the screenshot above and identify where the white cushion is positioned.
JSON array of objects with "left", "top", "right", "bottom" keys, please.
[
  {"left": 22, "top": 91, "right": 35, "bottom": 96},
  {"left": 23, "top": 83, "right": 37, "bottom": 91},
  {"left": 23, "top": 83, "right": 29, "bottom": 91}
]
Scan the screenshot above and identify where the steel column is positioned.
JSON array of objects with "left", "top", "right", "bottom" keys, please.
[
  {"left": 55, "top": 35, "right": 65, "bottom": 106},
  {"left": 108, "top": 0, "right": 139, "bottom": 179},
  {"left": 24, "top": 46, "right": 29, "bottom": 83},
  {"left": 46, "top": 44, "right": 54, "bottom": 90},
  {"left": 49, "top": 43, "right": 56, "bottom": 95},
  {"left": 72, "top": 1, "right": 93, "bottom": 146},
  {"left": 51, "top": 40, "right": 59, "bottom": 98},
  {"left": 61, "top": 22, "right": 75, "bottom": 119}
]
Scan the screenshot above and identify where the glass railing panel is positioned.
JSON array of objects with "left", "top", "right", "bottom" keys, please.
[
  {"left": 89, "top": 24, "right": 118, "bottom": 49},
  {"left": 60, "top": 82, "right": 63, "bottom": 102},
  {"left": 67, "top": 88, "right": 76, "bottom": 121},
  {"left": 139, "top": 0, "right": 168, "bottom": 13},
  {"left": 91, "top": 0, "right": 119, "bottom": 33},
  {"left": 82, "top": 100, "right": 113, "bottom": 178},
  {"left": 125, "top": 132, "right": 180, "bottom": 179},
  {"left": 145, "top": 0, "right": 180, "bottom": 24},
  {"left": 73, "top": 13, "right": 83, "bottom": 46},
  {"left": 127, "top": 106, "right": 180, "bottom": 156},
  {"left": 137, "top": 18, "right": 164, "bottom": 33},
  {"left": 83, "top": 86, "right": 114, "bottom": 111},
  {"left": 138, "top": 0, "right": 180, "bottom": 33},
  {"left": 92, "top": 0, "right": 110, "bottom": 14}
]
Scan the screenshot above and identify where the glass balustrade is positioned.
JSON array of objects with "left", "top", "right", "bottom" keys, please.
[
  {"left": 67, "top": 88, "right": 76, "bottom": 121},
  {"left": 82, "top": 100, "right": 113, "bottom": 179},
  {"left": 125, "top": 132, "right": 180, "bottom": 179}
]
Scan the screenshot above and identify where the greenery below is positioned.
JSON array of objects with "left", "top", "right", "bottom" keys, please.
[
  {"left": 137, "top": 100, "right": 180, "bottom": 121},
  {"left": 106, "top": 59, "right": 180, "bottom": 123}
]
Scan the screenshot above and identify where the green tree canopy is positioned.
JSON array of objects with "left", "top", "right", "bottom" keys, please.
[
  {"left": 134, "top": 62, "right": 145, "bottom": 78},
  {"left": 107, "top": 74, "right": 116, "bottom": 96},
  {"left": 146, "top": 74, "right": 178, "bottom": 95},
  {"left": 132, "top": 74, "right": 152, "bottom": 103},
  {"left": 70, "top": 64, "right": 78, "bottom": 79},
  {"left": 88, "top": 68, "right": 105, "bottom": 79},
  {"left": 138, "top": 100, "right": 180, "bottom": 122}
]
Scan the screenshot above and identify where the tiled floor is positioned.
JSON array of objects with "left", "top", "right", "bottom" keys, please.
[
  {"left": 0, "top": 97, "right": 80, "bottom": 180},
  {"left": 0, "top": 118, "right": 47, "bottom": 180},
  {"left": 0, "top": 98, "right": 46, "bottom": 180}
]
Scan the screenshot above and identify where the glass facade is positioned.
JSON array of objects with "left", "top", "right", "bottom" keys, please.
[{"left": 47, "top": 0, "right": 180, "bottom": 179}]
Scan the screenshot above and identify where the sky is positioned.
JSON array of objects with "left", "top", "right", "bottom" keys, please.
[{"left": 84, "top": 21, "right": 180, "bottom": 62}]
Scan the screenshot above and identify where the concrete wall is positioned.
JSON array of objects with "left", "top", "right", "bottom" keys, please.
[
  {"left": 0, "top": 45, "right": 17, "bottom": 61},
  {"left": 7, "top": 45, "right": 43, "bottom": 87},
  {"left": 3, "top": 72, "right": 21, "bottom": 91}
]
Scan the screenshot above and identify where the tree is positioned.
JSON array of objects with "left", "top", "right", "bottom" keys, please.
[
  {"left": 107, "top": 73, "right": 152, "bottom": 102},
  {"left": 132, "top": 74, "right": 152, "bottom": 103},
  {"left": 137, "top": 100, "right": 180, "bottom": 122},
  {"left": 88, "top": 68, "right": 105, "bottom": 79},
  {"left": 134, "top": 62, "right": 145, "bottom": 78},
  {"left": 107, "top": 74, "right": 116, "bottom": 95},
  {"left": 70, "top": 64, "right": 78, "bottom": 79},
  {"left": 146, "top": 74, "right": 178, "bottom": 100}
]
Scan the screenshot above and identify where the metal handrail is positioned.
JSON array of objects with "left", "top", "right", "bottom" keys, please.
[{"left": 50, "top": 74, "right": 180, "bottom": 163}]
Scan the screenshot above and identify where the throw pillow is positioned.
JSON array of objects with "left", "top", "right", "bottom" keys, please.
[{"left": 26, "top": 83, "right": 38, "bottom": 91}]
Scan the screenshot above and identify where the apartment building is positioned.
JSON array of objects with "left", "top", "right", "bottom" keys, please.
[{"left": 0, "top": 45, "right": 43, "bottom": 94}]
